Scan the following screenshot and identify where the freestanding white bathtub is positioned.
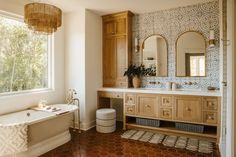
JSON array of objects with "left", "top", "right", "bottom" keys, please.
[{"left": 0, "top": 104, "right": 78, "bottom": 157}]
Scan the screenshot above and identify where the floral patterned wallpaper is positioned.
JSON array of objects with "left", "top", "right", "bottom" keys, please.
[{"left": 132, "top": 1, "right": 220, "bottom": 89}]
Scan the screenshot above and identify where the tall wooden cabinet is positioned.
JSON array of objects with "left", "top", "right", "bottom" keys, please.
[{"left": 102, "top": 11, "right": 134, "bottom": 87}]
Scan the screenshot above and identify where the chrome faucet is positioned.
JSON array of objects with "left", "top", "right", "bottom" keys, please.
[{"left": 66, "top": 89, "right": 81, "bottom": 133}]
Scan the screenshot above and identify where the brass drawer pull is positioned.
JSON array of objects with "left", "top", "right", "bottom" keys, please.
[
  {"left": 207, "top": 115, "right": 214, "bottom": 120},
  {"left": 208, "top": 102, "right": 214, "bottom": 106},
  {"left": 128, "top": 108, "right": 133, "bottom": 112},
  {"left": 164, "top": 112, "right": 169, "bottom": 116},
  {"left": 185, "top": 107, "right": 191, "bottom": 111},
  {"left": 145, "top": 105, "right": 151, "bottom": 108}
]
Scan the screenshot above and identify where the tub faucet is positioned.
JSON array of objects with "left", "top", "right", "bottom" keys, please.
[
  {"left": 72, "top": 98, "right": 79, "bottom": 106},
  {"left": 73, "top": 98, "right": 81, "bottom": 133},
  {"left": 66, "top": 89, "right": 81, "bottom": 133}
]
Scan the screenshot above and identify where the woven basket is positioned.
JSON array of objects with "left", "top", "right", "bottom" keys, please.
[{"left": 175, "top": 122, "right": 204, "bottom": 133}]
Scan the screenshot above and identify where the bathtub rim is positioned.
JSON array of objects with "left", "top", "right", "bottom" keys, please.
[{"left": 0, "top": 104, "right": 78, "bottom": 125}]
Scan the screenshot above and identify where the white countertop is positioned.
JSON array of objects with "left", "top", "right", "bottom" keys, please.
[{"left": 98, "top": 88, "right": 221, "bottom": 97}]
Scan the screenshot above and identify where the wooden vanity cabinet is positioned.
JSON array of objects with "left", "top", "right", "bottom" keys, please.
[
  {"left": 102, "top": 11, "right": 133, "bottom": 87},
  {"left": 96, "top": 90, "right": 222, "bottom": 143}
]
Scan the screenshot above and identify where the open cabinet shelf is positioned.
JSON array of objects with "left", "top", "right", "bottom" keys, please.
[{"left": 125, "top": 116, "right": 217, "bottom": 143}]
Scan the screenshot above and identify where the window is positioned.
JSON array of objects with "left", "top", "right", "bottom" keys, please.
[
  {"left": 0, "top": 13, "right": 51, "bottom": 94},
  {"left": 190, "top": 55, "right": 205, "bottom": 76}
]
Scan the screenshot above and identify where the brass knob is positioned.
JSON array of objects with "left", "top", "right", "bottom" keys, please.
[
  {"left": 208, "top": 115, "right": 214, "bottom": 120},
  {"left": 185, "top": 107, "right": 191, "bottom": 111},
  {"left": 208, "top": 102, "right": 213, "bottom": 106},
  {"left": 164, "top": 112, "right": 169, "bottom": 116}
]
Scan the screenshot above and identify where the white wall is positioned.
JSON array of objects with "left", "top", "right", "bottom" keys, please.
[
  {"left": 85, "top": 10, "right": 102, "bottom": 126},
  {"left": 64, "top": 9, "right": 86, "bottom": 124},
  {"left": 0, "top": 1, "right": 65, "bottom": 115},
  {"left": 64, "top": 9, "right": 102, "bottom": 130}
]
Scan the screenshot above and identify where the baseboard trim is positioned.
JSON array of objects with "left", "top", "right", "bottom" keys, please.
[
  {"left": 7, "top": 131, "right": 71, "bottom": 157},
  {"left": 73, "top": 120, "right": 96, "bottom": 131}
]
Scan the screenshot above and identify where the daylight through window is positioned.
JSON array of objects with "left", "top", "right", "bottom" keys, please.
[{"left": 0, "top": 14, "right": 51, "bottom": 94}]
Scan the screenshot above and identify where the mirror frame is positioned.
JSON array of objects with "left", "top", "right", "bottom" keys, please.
[
  {"left": 175, "top": 30, "right": 207, "bottom": 77},
  {"left": 141, "top": 34, "right": 169, "bottom": 77}
]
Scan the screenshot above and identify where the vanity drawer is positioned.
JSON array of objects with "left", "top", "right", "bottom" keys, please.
[
  {"left": 160, "top": 96, "right": 173, "bottom": 107},
  {"left": 203, "top": 98, "right": 218, "bottom": 111},
  {"left": 125, "top": 93, "right": 136, "bottom": 105},
  {"left": 203, "top": 111, "right": 217, "bottom": 124},
  {"left": 99, "top": 91, "right": 123, "bottom": 99},
  {"left": 125, "top": 105, "right": 136, "bottom": 115},
  {"left": 99, "top": 91, "right": 114, "bottom": 98},
  {"left": 160, "top": 108, "right": 172, "bottom": 120},
  {"left": 113, "top": 92, "right": 123, "bottom": 98}
]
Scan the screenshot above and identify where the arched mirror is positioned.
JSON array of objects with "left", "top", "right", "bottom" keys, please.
[
  {"left": 141, "top": 35, "right": 168, "bottom": 77},
  {"left": 176, "top": 31, "right": 206, "bottom": 77}
]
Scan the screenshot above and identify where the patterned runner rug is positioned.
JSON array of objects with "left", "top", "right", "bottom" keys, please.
[{"left": 121, "top": 129, "right": 213, "bottom": 154}]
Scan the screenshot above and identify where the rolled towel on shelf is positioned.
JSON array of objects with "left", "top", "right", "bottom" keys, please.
[{"left": 0, "top": 123, "right": 28, "bottom": 156}]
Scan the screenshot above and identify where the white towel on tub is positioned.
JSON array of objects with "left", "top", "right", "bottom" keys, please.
[{"left": 0, "top": 123, "right": 28, "bottom": 156}]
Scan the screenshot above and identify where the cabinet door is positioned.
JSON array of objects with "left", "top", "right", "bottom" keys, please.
[
  {"left": 103, "top": 37, "right": 116, "bottom": 87},
  {"left": 115, "top": 36, "right": 127, "bottom": 87},
  {"left": 174, "top": 96, "right": 202, "bottom": 123},
  {"left": 136, "top": 94, "right": 158, "bottom": 117},
  {"left": 103, "top": 20, "right": 115, "bottom": 36},
  {"left": 115, "top": 18, "right": 126, "bottom": 35}
]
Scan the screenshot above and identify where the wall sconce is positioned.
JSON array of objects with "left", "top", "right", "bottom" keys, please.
[
  {"left": 135, "top": 37, "right": 140, "bottom": 53},
  {"left": 209, "top": 30, "right": 215, "bottom": 48}
]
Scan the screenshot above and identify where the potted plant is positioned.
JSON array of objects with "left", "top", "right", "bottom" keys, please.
[{"left": 123, "top": 64, "right": 155, "bottom": 88}]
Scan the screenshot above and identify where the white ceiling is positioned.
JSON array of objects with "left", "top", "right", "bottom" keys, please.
[{"left": 10, "top": 0, "right": 215, "bottom": 15}]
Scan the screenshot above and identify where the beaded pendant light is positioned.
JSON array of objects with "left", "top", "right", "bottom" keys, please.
[{"left": 24, "top": 2, "right": 62, "bottom": 34}]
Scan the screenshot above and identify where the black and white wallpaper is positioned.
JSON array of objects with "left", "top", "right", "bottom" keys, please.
[{"left": 132, "top": 1, "right": 220, "bottom": 89}]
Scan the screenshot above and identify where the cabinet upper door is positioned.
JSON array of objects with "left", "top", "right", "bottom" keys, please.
[
  {"left": 115, "top": 17, "right": 126, "bottom": 35},
  {"left": 136, "top": 94, "right": 158, "bottom": 118},
  {"left": 174, "top": 96, "right": 202, "bottom": 123},
  {"left": 103, "top": 17, "right": 127, "bottom": 36},
  {"left": 103, "top": 20, "right": 115, "bottom": 36},
  {"left": 103, "top": 37, "right": 116, "bottom": 87}
]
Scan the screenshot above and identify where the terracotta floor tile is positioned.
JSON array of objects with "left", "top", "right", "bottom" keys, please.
[{"left": 40, "top": 123, "right": 220, "bottom": 157}]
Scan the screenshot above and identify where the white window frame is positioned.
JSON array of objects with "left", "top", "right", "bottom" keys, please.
[{"left": 0, "top": 10, "right": 54, "bottom": 96}]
